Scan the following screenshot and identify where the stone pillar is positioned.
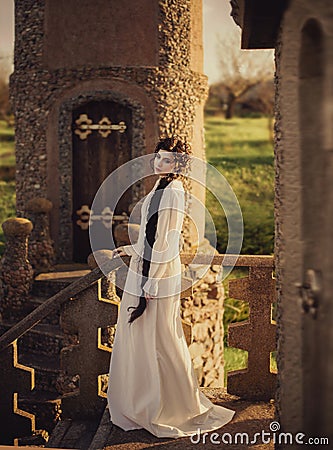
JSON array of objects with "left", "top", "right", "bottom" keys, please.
[
  {"left": 0, "top": 218, "right": 33, "bottom": 322},
  {"left": 181, "top": 265, "right": 225, "bottom": 388},
  {"left": 25, "top": 197, "right": 55, "bottom": 273}
]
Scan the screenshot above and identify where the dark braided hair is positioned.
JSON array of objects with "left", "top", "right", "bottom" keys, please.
[
  {"left": 127, "top": 176, "right": 171, "bottom": 323},
  {"left": 127, "top": 136, "right": 191, "bottom": 323}
]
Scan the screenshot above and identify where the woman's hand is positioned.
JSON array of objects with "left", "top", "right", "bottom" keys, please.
[
  {"left": 144, "top": 292, "right": 157, "bottom": 303},
  {"left": 111, "top": 246, "right": 127, "bottom": 258}
]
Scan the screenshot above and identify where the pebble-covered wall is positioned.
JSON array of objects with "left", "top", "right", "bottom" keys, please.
[
  {"left": 10, "top": 0, "right": 208, "bottom": 261},
  {"left": 274, "top": 0, "right": 333, "bottom": 441}
]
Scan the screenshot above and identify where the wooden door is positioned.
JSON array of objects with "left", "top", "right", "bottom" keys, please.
[
  {"left": 298, "top": 20, "right": 332, "bottom": 439},
  {"left": 72, "top": 100, "right": 132, "bottom": 263}
]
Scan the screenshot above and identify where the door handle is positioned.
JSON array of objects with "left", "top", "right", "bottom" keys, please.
[{"left": 296, "top": 269, "right": 322, "bottom": 319}]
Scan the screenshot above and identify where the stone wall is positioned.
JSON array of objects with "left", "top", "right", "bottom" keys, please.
[
  {"left": 275, "top": 0, "right": 333, "bottom": 441},
  {"left": 181, "top": 263, "right": 225, "bottom": 387}
]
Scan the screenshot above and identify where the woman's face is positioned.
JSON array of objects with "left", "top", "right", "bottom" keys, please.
[{"left": 154, "top": 150, "right": 176, "bottom": 175}]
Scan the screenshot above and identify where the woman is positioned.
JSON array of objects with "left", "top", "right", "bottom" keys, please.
[{"left": 107, "top": 137, "right": 235, "bottom": 438}]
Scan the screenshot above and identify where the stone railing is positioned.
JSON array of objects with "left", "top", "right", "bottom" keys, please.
[
  {"left": 227, "top": 258, "right": 276, "bottom": 401},
  {"left": 0, "top": 254, "right": 125, "bottom": 444},
  {"left": 0, "top": 246, "right": 275, "bottom": 444},
  {"left": 25, "top": 197, "right": 55, "bottom": 274},
  {"left": 181, "top": 254, "right": 276, "bottom": 401},
  {"left": 0, "top": 250, "right": 192, "bottom": 444}
]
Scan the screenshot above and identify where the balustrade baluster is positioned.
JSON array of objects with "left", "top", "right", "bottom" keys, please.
[
  {"left": 59, "top": 255, "right": 119, "bottom": 420},
  {"left": 227, "top": 265, "right": 277, "bottom": 400},
  {"left": 25, "top": 197, "right": 55, "bottom": 273},
  {"left": 0, "top": 218, "right": 34, "bottom": 321}
]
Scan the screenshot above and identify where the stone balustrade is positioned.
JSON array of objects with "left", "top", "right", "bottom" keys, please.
[
  {"left": 0, "top": 250, "right": 276, "bottom": 445},
  {"left": 25, "top": 198, "right": 55, "bottom": 273},
  {"left": 180, "top": 253, "right": 276, "bottom": 400},
  {"left": 0, "top": 218, "right": 34, "bottom": 321},
  {"left": 59, "top": 256, "right": 119, "bottom": 420},
  {"left": 87, "top": 250, "right": 119, "bottom": 302},
  {"left": 0, "top": 255, "right": 125, "bottom": 445}
]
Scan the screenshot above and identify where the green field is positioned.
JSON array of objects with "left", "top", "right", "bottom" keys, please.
[
  {"left": 204, "top": 116, "right": 275, "bottom": 378},
  {"left": 0, "top": 181, "right": 16, "bottom": 255},
  {"left": 0, "top": 120, "right": 15, "bottom": 167},
  {"left": 0, "top": 120, "right": 16, "bottom": 254},
  {"left": 204, "top": 116, "right": 274, "bottom": 256}
]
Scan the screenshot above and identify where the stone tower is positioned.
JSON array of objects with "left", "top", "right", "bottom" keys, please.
[{"left": 11, "top": 0, "right": 208, "bottom": 262}]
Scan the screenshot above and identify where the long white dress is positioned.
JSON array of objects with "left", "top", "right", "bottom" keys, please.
[{"left": 107, "top": 178, "right": 235, "bottom": 438}]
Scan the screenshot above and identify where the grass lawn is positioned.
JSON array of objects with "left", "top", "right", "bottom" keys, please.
[
  {"left": 0, "top": 181, "right": 16, "bottom": 255},
  {"left": 204, "top": 116, "right": 275, "bottom": 377},
  {"left": 0, "top": 120, "right": 15, "bottom": 252},
  {"left": 0, "top": 120, "right": 15, "bottom": 167},
  {"left": 204, "top": 116, "right": 274, "bottom": 256}
]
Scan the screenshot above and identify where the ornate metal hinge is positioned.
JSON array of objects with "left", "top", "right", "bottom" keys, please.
[
  {"left": 296, "top": 269, "right": 322, "bottom": 319},
  {"left": 74, "top": 114, "right": 127, "bottom": 140},
  {"left": 76, "top": 205, "right": 128, "bottom": 230}
]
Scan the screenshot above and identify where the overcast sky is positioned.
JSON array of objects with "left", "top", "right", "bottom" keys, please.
[{"left": 0, "top": 0, "right": 238, "bottom": 83}]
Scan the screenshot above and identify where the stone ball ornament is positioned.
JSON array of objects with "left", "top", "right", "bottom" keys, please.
[{"left": 2, "top": 217, "right": 33, "bottom": 236}]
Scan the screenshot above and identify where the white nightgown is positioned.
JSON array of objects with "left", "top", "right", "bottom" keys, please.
[{"left": 107, "top": 178, "right": 235, "bottom": 438}]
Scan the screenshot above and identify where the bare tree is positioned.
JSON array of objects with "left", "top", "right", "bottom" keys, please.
[
  {"left": 215, "top": 30, "right": 274, "bottom": 119},
  {"left": 237, "top": 79, "right": 275, "bottom": 141}
]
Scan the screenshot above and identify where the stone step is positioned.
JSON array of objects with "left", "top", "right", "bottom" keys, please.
[
  {"left": 32, "top": 387, "right": 276, "bottom": 449},
  {"left": 19, "top": 389, "right": 62, "bottom": 435},
  {"left": 46, "top": 418, "right": 100, "bottom": 450},
  {"left": 16, "top": 323, "right": 71, "bottom": 357},
  {"left": 100, "top": 388, "right": 274, "bottom": 449},
  {"left": 20, "top": 352, "right": 62, "bottom": 393},
  {"left": 16, "top": 430, "right": 49, "bottom": 447},
  {"left": 32, "top": 264, "right": 90, "bottom": 298},
  {"left": 0, "top": 322, "right": 68, "bottom": 358},
  {"left": 29, "top": 296, "right": 61, "bottom": 326}
]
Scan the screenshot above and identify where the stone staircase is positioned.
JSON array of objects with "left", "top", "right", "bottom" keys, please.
[
  {"left": 0, "top": 318, "right": 64, "bottom": 444},
  {"left": 1, "top": 262, "right": 196, "bottom": 447},
  {"left": 0, "top": 255, "right": 277, "bottom": 448},
  {"left": 3, "top": 265, "right": 90, "bottom": 446}
]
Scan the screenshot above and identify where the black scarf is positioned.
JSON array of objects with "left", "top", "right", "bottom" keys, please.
[{"left": 127, "top": 176, "right": 172, "bottom": 323}]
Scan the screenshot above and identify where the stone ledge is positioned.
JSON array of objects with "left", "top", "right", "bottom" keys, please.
[
  {"left": 49, "top": 388, "right": 275, "bottom": 450},
  {"left": 46, "top": 389, "right": 275, "bottom": 449},
  {"left": 100, "top": 388, "right": 275, "bottom": 449}
]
